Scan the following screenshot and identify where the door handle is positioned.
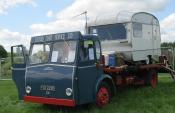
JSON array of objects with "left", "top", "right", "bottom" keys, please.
[
  {"left": 43, "top": 67, "right": 53, "bottom": 71},
  {"left": 74, "top": 77, "right": 78, "bottom": 80}
]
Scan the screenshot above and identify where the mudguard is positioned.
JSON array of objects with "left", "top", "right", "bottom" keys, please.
[{"left": 95, "top": 74, "right": 116, "bottom": 99}]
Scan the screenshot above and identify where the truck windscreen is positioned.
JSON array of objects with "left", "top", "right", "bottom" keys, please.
[
  {"left": 29, "top": 41, "right": 77, "bottom": 65},
  {"left": 51, "top": 41, "right": 77, "bottom": 64},
  {"left": 29, "top": 44, "right": 50, "bottom": 64}
]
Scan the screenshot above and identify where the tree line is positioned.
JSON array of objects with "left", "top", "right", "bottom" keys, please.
[
  {"left": 0, "top": 45, "right": 7, "bottom": 58},
  {"left": 161, "top": 42, "right": 175, "bottom": 47}
]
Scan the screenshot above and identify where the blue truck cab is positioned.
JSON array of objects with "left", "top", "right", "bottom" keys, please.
[{"left": 11, "top": 31, "right": 115, "bottom": 107}]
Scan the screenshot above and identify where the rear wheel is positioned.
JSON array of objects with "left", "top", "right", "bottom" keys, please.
[
  {"left": 96, "top": 82, "right": 111, "bottom": 108},
  {"left": 145, "top": 70, "right": 158, "bottom": 88}
]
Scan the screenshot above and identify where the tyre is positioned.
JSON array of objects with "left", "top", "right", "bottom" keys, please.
[
  {"left": 96, "top": 82, "right": 111, "bottom": 107},
  {"left": 145, "top": 70, "right": 158, "bottom": 88}
]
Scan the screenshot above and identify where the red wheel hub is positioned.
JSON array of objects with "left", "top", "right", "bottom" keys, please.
[
  {"left": 151, "top": 74, "right": 157, "bottom": 88},
  {"left": 96, "top": 87, "right": 109, "bottom": 107}
]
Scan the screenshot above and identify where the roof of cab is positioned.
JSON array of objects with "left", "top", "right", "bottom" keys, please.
[
  {"left": 30, "top": 31, "right": 99, "bottom": 44},
  {"left": 82, "top": 34, "right": 99, "bottom": 40},
  {"left": 31, "top": 31, "right": 81, "bottom": 44}
]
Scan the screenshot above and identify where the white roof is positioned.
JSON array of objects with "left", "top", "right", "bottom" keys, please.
[{"left": 88, "top": 11, "right": 159, "bottom": 26}]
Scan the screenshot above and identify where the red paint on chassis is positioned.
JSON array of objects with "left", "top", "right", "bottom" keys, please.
[
  {"left": 151, "top": 74, "right": 158, "bottom": 88},
  {"left": 24, "top": 96, "right": 76, "bottom": 107}
]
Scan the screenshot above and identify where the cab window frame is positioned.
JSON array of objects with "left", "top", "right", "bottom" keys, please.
[
  {"left": 94, "top": 40, "right": 101, "bottom": 61},
  {"left": 28, "top": 43, "right": 51, "bottom": 65},
  {"left": 11, "top": 45, "right": 26, "bottom": 65},
  {"left": 50, "top": 40, "right": 78, "bottom": 65},
  {"left": 78, "top": 39, "right": 96, "bottom": 63}
]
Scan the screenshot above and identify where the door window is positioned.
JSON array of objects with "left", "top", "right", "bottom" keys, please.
[
  {"left": 79, "top": 40, "right": 95, "bottom": 62},
  {"left": 133, "top": 23, "right": 142, "bottom": 37},
  {"left": 12, "top": 46, "right": 25, "bottom": 64}
]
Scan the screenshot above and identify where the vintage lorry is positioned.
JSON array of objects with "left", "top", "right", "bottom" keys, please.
[{"left": 11, "top": 31, "right": 175, "bottom": 108}]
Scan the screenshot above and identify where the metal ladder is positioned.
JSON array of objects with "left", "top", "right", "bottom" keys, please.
[{"left": 161, "top": 57, "right": 175, "bottom": 80}]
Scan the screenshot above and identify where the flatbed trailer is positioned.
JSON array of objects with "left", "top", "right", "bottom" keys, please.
[
  {"left": 103, "top": 61, "right": 175, "bottom": 88},
  {"left": 11, "top": 32, "right": 175, "bottom": 108}
]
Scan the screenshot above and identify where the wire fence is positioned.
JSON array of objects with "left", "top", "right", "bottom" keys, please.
[
  {"left": 0, "top": 57, "right": 12, "bottom": 80},
  {"left": 0, "top": 47, "right": 175, "bottom": 81},
  {"left": 161, "top": 47, "right": 175, "bottom": 69}
]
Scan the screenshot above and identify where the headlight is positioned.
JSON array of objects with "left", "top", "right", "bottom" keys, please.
[
  {"left": 66, "top": 88, "right": 72, "bottom": 96},
  {"left": 26, "top": 86, "right": 31, "bottom": 94}
]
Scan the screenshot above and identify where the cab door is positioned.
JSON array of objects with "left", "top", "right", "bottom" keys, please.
[
  {"left": 77, "top": 40, "right": 102, "bottom": 104},
  {"left": 11, "top": 45, "right": 27, "bottom": 100}
]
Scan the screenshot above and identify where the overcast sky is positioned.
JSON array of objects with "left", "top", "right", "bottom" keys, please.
[{"left": 0, "top": 0, "right": 175, "bottom": 51}]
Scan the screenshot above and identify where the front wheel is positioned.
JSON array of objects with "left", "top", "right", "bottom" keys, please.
[{"left": 96, "top": 82, "right": 111, "bottom": 107}]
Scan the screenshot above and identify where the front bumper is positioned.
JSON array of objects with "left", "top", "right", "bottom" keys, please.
[{"left": 24, "top": 96, "right": 76, "bottom": 107}]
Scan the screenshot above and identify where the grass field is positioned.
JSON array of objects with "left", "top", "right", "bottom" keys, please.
[{"left": 0, "top": 74, "right": 175, "bottom": 113}]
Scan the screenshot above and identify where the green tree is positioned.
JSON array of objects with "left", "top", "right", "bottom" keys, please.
[
  {"left": 0, "top": 45, "right": 7, "bottom": 58},
  {"left": 161, "top": 42, "right": 175, "bottom": 47}
]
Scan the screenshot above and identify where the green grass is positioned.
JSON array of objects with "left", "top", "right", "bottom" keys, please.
[{"left": 1, "top": 74, "right": 175, "bottom": 113}]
